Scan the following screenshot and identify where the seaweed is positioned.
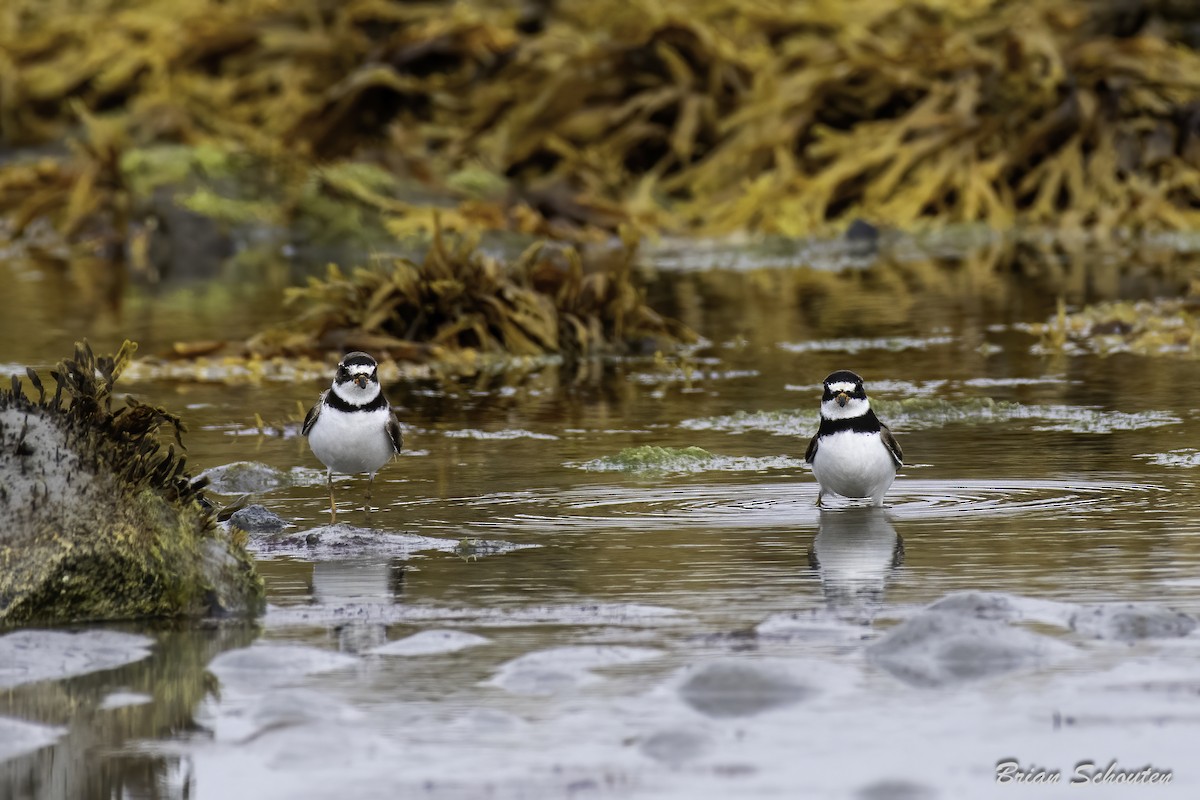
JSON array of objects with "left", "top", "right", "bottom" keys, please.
[
  {"left": 0, "top": 340, "right": 263, "bottom": 625},
  {"left": 1030, "top": 287, "right": 1200, "bottom": 357},
  {"left": 4, "top": 0, "right": 1200, "bottom": 248},
  {"left": 32, "top": 341, "right": 202, "bottom": 504},
  {"left": 230, "top": 225, "right": 696, "bottom": 363}
]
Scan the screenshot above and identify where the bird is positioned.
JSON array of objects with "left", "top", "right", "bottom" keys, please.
[
  {"left": 302, "top": 352, "right": 402, "bottom": 522},
  {"left": 804, "top": 370, "right": 902, "bottom": 507}
]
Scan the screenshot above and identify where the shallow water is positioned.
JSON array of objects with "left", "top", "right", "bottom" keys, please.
[{"left": 3, "top": 242, "right": 1200, "bottom": 798}]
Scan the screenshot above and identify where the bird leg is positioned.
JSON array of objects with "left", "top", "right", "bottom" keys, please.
[
  {"left": 364, "top": 473, "right": 374, "bottom": 514},
  {"left": 327, "top": 469, "right": 337, "bottom": 523},
  {"left": 815, "top": 490, "right": 824, "bottom": 508}
]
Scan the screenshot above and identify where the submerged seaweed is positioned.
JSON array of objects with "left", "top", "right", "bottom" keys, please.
[
  {"left": 1030, "top": 292, "right": 1200, "bottom": 357},
  {"left": 680, "top": 397, "right": 1180, "bottom": 436},
  {"left": 576, "top": 446, "right": 803, "bottom": 474}
]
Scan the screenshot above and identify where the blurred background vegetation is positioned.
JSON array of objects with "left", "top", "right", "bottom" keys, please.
[
  {"left": 3, "top": 0, "right": 1200, "bottom": 362},
  {"left": 5, "top": 0, "right": 1200, "bottom": 248}
]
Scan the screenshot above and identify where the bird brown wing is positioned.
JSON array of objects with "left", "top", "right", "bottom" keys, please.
[
  {"left": 386, "top": 411, "right": 403, "bottom": 455},
  {"left": 804, "top": 433, "right": 819, "bottom": 464},
  {"left": 881, "top": 423, "right": 903, "bottom": 467},
  {"left": 301, "top": 391, "right": 325, "bottom": 436}
]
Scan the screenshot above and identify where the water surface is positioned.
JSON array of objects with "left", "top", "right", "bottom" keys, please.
[{"left": 2, "top": 242, "right": 1199, "bottom": 798}]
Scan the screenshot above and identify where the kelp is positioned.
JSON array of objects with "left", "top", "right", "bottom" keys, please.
[
  {"left": 4, "top": 0, "right": 1200, "bottom": 249},
  {"left": 14, "top": 341, "right": 202, "bottom": 504},
  {"left": 170, "top": 225, "right": 695, "bottom": 367}
]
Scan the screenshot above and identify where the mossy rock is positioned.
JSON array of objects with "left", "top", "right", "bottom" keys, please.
[{"left": 0, "top": 342, "right": 262, "bottom": 627}]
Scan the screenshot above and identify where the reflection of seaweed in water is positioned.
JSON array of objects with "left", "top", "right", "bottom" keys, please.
[{"left": 0, "top": 624, "right": 258, "bottom": 800}]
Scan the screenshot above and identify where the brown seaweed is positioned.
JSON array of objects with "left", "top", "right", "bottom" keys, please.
[
  {"left": 0, "top": 340, "right": 263, "bottom": 625},
  {"left": 238, "top": 224, "right": 695, "bottom": 363},
  {"left": 4, "top": 0, "right": 1200, "bottom": 249}
]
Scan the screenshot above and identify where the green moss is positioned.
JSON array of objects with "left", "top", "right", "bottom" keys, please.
[
  {"left": 592, "top": 445, "right": 715, "bottom": 473},
  {"left": 0, "top": 341, "right": 263, "bottom": 627}
]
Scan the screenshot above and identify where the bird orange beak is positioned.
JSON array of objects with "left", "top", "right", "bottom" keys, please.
[
  {"left": 836, "top": 392, "right": 849, "bottom": 407},
  {"left": 354, "top": 375, "right": 368, "bottom": 389}
]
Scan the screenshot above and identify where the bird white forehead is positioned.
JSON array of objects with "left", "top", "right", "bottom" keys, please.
[
  {"left": 344, "top": 364, "right": 375, "bottom": 376},
  {"left": 827, "top": 381, "right": 858, "bottom": 393}
]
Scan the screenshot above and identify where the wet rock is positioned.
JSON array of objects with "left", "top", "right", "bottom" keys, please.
[
  {"left": 844, "top": 217, "right": 881, "bottom": 244},
  {"left": 202, "top": 688, "right": 363, "bottom": 745},
  {"left": 0, "top": 717, "right": 65, "bottom": 763},
  {"left": 0, "top": 343, "right": 262, "bottom": 625},
  {"left": 638, "top": 729, "right": 708, "bottom": 765},
  {"left": 227, "top": 503, "right": 289, "bottom": 533},
  {"left": 198, "top": 461, "right": 291, "bottom": 495},
  {"left": 926, "top": 591, "right": 1077, "bottom": 628},
  {"left": 487, "top": 645, "right": 662, "bottom": 696},
  {"left": 755, "top": 611, "right": 871, "bottom": 646},
  {"left": 867, "top": 611, "right": 1072, "bottom": 687},
  {"left": 369, "top": 630, "right": 492, "bottom": 657},
  {"left": 844, "top": 218, "right": 883, "bottom": 257},
  {"left": 927, "top": 591, "right": 1023, "bottom": 621},
  {"left": 1069, "top": 603, "right": 1197, "bottom": 641},
  {"left": 678, "top": 662, "right": 812, "bottom": 718},
  {"left": 257, "top": 526, "right": 451, "bottom": 557},
  {"left": 264, "top": 601, "right": 687, "bottom": 630},
  {"left": 207, "top": 644, "right": 357, "bottom": 691},
  {"left": 0, "top": 630, "right": 154, "bottom": 689},
  {"left": 253, "top": 525, "right": 531, "bottom": 560},
  {"left": 855, "top": 778, "right": 939, "bottom": 800}
]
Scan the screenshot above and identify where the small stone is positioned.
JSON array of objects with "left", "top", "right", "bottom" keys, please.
[
  {"left": 855, "top": 778, "right": 938, "bottom": 800},
  {"left": 228, "top": 504, "right": 288, "bottom": 533},
  {"left": 639, "top": 730, "right": 708, "bottom": 765},
  {"left": 678, "top": 662, "right": 812, "bottom": 718},
  {"left": 1069, "top": 604, "right": 1197, "bottom": 641},
  {"left": 868, "top": 611, "right": 1072, "bottom": 687},
  {"left": 198, "top": 461, "right": 290, "bottom": 495}
]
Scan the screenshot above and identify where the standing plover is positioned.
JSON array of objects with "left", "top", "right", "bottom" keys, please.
[
  {"left": 302, "top": 352, "right": 402, "bottom": 522},
  {"left": 805, "top": 370, "right": 902, "bottom": 506}
]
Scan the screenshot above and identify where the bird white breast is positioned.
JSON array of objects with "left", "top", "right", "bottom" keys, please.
[
  {"left": 811, "top": 430, "right": 897, "bottom": 502},
  {"left": 307, "top": 405, "right": 396, "bottom": 476}
]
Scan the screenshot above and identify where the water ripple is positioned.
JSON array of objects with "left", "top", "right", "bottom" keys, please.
[{"left": 460, "top": 479, "right": 1162, "bottom": 532}]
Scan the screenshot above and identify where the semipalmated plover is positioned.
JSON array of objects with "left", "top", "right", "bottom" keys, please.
[
  {"left": 302, "top": 352, "right": 402, "bottom": 521},
  {"left": 805, "top": 370, "right": 902, "bottom": 506}
]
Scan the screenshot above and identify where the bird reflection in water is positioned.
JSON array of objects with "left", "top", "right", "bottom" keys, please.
[
  {"left": 808, "top": 507, "right": 904, "bottom": 623},
  {"left": 310, "top": 557, "right": 407, "bottom": 653}
]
